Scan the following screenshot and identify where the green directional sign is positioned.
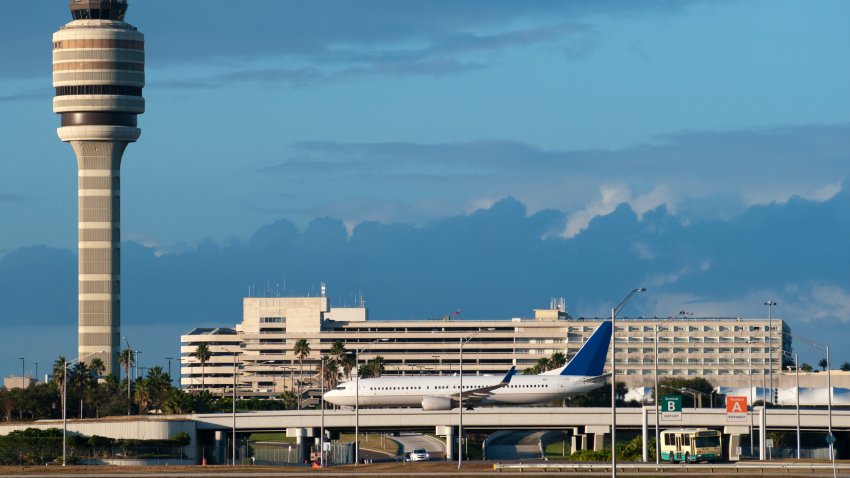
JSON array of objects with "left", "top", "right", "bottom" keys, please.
[{"left": 661, "top": 395, "right": 682, "bottom": 421}]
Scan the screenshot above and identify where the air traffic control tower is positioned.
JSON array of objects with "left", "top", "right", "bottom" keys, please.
[{"left": 53, "top": 0, "right": 144, "bottom": 377}]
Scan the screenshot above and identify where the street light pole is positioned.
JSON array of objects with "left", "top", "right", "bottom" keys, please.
[
  {"left": 232, "top": 356, "right": 237, "bottom": 466},
  {"left": 748, "top": 340, "right": 754, "bottom": 459},
  {"left": 355, "top": 338, "right": 388, "bottom": 466},
  {"left": 63, "top": 351, "right": 102, "bottom": 466},
  {"left": 611, "top": 288, "right": 645, "bottom": 478},
  {"left": 123, "top": 337, "right": 132, "bottom": 415},
  {"left": 764, "top": 301, "right": 777, "bottom": 405},
  {"left": 458, "top": 337, "right": 464, "bottom": 469},
  {"left": 795, "top": 352, "right": 800, "bottom": 460},
  {"left": 653, "top": 311, "right": 689, "bottom": 464},
  {"left": 784, "top": 331, "right": 835, "bottom": 474},
  {"left": 457, "top": 328, "right": 493, "bottom": 469},
  {"left": 320, "top": 357, "right": 325, "bottom": 467},
  {"left": 19, "top": 357, "right": 24, "bottom": 389},
  {"left": 166, "top": 356, "right": 174, "bottom": 386}
]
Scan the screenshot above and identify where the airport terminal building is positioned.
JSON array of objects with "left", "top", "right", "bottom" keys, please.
[{"left": 180, "top": 289, "right": 793, "bottom": 396}]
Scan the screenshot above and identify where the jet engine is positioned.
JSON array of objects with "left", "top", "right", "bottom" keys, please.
[{"left": 421, "top": 396, "right": 453, "bottom": 411}]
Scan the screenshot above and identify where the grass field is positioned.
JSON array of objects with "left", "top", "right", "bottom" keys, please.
[{"left": 338, "top": 433, "right": 400, "bottom": 455}]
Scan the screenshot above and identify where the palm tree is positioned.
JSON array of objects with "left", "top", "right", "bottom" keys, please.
[
  {"left": 329, "top": 340, "right": 347, "bottom": 363},
  {"left": 89, "top": 358, "right": 106, "bottom": 380},
  {"left": 145, "top": 366, "right": 171, "bottom": 412},
  {"left": 293, "top": 339, "right": 310, "bottom": 405},
  {"left": 536, "top": 357, "right": 552, "bottom": 372},
  {"left": 841, "top": 362, "right": 850, "bottom": 372},
  {"left": 191, "top": 344, "right": 212, "bottom": 392},
  {"left": 52, "top": 357, "right": 67, "bottom": 416},
  {"left": 550, "top": 352, "right": 567, "bottom": 369},
  {"left": 134, "top": 379, "right": 152, "bottom": 414},
  {"left": 322, "top": 358, "right": 341, "bottom": 390},
  {"left": 367, "top": 356, "right": 386, "bottom": 378},
  {"left": 819, "top": 358, "right": 828, "bottom": 371},
  {"left": 341, "top": 353, "right": 356, "bottom": 380},
  {"left": 69, "top": 361, "right": 93, "bottom": 418},
  {"left": 119, "top": 349, "right": 135, "bottom": 383}
]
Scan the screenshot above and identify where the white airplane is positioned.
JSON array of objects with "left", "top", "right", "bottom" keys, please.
[{"left": 323, "top": 321, "right": 612, "bottom": 410}]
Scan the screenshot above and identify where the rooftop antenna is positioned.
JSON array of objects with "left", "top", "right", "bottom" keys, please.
[{"left": 321, "top": 282, "right": 326, "bottom": 298}]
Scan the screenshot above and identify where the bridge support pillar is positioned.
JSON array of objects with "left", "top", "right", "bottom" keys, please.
[
  {"left": 213, "top": 430, "right": 226, "bottom": 465},
  {"left": 437, "top": 426, "right": 455, "bottom": 460},
  {"left": 571, "top": 434, "right": 587, "bottom": 452},
  {"left": 724, "top": 426, "right": 749, "bottom": 462},
  {"left": 585, "top": 425, "right": 609, "bottom": 452},
  {"left": 287, "top": 427, "right": 314, "bottom": 463}
]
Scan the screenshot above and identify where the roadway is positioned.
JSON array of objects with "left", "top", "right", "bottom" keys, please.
[{"left": 190, "top": 406, "right": 850, "bottom": 432}]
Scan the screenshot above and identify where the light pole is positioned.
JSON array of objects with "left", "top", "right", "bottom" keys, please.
[
  {"left": 19, "top": 357, "right": 24, "bottom": 389},
  {"left": 653, "top": 310, "right": 690, "bottom": 464},
  {"left": 611, "top": 288, "right": 645, "bottom": 478},
  {"left": 764, "top": 300, "right": 777, "bottom": 405},
  {"left": 780, "top": 350, "right": 801, "bottom": 460},
  {"left": 748, "top": 340, "right": 754, "bottom": 459},
  {"left": 63, "top": 351, "right": 102, "bottom": 466},
  {"left": 785, "top": 332, "right": 834, "bottom": 473},
  {"left": 355, "top": 338, "right": 388, "bottom": 465},
  {"left": 232, "top": 355, "right": 238, "bottom": 466},
  {"left": 166, "top": 357, "right": 174, "bottom": 386},
  {"left": 123, "top": 336, "right": 132, "bottom": 414},
  {"left": 458, "top": 328, "right": 494, "bottom": 469},
  {"left": 320, "top": 357, "right": 325, "bottom": 467},
  {"left": 34, "top": 363, "right": 38, "bottom": 384},
  {"left": 134, "top": 350, "right": 142, "bottom": 382}
]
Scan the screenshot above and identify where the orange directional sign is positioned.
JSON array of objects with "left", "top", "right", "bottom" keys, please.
[{"left": 726, "top": 396, "right": 748, "bottom": 422}]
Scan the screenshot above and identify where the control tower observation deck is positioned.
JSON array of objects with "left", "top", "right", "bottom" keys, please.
[{"left": 53, "top": 0, "right": 145, "bottom": 377}]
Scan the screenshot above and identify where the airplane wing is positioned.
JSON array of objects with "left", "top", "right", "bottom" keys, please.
[{"left": 453, "top": 366, "right": 515, "bottom": 402}]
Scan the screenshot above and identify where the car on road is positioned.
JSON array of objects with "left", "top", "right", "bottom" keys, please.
[{"left": 407, "top": 448, "right": 430, "bottom": 461}]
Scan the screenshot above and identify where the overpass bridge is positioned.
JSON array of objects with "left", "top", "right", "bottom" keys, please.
[{"left": 191, "top": 406, "right": 850, "bottom": 461}]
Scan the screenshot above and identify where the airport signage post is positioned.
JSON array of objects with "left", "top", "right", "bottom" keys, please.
[
  {"left": 726, "top": 396, "right": 748, "bottom": 422},
  {"left": 661, "top": 396, "right": 682, "bottom": 421}
]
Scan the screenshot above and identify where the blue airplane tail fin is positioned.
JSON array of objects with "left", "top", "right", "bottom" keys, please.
[{"left": 547, "top": 321, "right": 612, "bottom": 377}]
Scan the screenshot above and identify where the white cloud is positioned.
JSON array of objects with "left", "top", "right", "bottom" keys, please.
[{"left": 561, "top": 184, "right": 675, "bottom": 238}]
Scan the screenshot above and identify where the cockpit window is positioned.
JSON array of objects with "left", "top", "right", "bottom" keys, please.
[{"left": 335, "top": 386, "right": 345, "bottom": 391}]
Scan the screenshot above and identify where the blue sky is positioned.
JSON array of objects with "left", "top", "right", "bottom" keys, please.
[{"left": 0, "top": 0, "right": 848, "bottom": 379}]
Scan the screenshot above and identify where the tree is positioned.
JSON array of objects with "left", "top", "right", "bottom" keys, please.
[
  {"left": 119, "top": 349, "right": 135, "bottom": 383},
  {"left": 293, "top": 339, "right": 311, "bottom": 402},
  {"left": 801, "top": 363, "right": 814, "bottom": 372},
  {"left": 321, "top": 358, "right": 340, "bottom": 390},
  {"left": 52, "top": 357, "right": 67, "bottom": 418},
  {"left": 818, "top": 358, "right": 828, "bottom": 371},
  {"left": 329, "top": 340, "right": 347, "bottom": 363},
  {"left": 367, "top": 356, "right": 386, "bottom": 378},
  {"left": 88, "top": 358, "right": 106, "bottom": 379},
  {"left": 550, "top": 352, "right": 567, "bottom": 369},
  {"left": 536, "top": 357, "right": 552, "bottom": 372},
  {"left": 69, "top": 361, "right": 95, "bottom": 418},
  {"left": 340, "top": 353, "right": 356, "bottom": 380},
  {"left": 841, "top": 362, "right": 850, "bottom": 372},
  {"left": 145, "top": 366, "right": 171, "bottom": 412},
  {"left": 191, "top": 344, "right": 212, "bottom": 392},
  {"left": 133, "top": 379, "right": 152, "bottom": 414}
]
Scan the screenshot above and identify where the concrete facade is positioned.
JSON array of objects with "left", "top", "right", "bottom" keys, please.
[
  {"left": 2, "top": 376, "right": 36, "bottom": 390},
  {"left": 53, "top": 0, "right": 144, "bottom": 377},
  {"left": 180, "top": 289, "right": 798, "bottom": 394}
]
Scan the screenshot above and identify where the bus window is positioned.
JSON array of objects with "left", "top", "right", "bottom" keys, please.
[{"left": 684, "top": 434, "right": 690, "bottom": 446}]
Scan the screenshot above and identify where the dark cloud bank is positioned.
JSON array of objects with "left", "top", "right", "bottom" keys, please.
[{"left": 2, "top": 187, "right": 848, "bottom": 333}]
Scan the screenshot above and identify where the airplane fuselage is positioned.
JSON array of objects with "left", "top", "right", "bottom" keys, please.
[{"left": 323, "top": 373, "right": 604, "bottom": 408}]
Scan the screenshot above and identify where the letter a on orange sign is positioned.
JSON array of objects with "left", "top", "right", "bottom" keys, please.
[{"left": 726, "top": 396, "right": 748, "bottom": 422}]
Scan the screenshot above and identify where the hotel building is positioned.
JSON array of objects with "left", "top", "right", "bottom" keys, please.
[{"left": 180, "top": 289, "right": 791, "bottom": 395}]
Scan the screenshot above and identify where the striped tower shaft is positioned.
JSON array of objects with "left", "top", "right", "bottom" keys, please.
[
  {"left": 53, "top": 0, "right": 144, "bottom": 378},
  {"left": 75, "top": 141, "right": 124, "bottom": 376}
]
